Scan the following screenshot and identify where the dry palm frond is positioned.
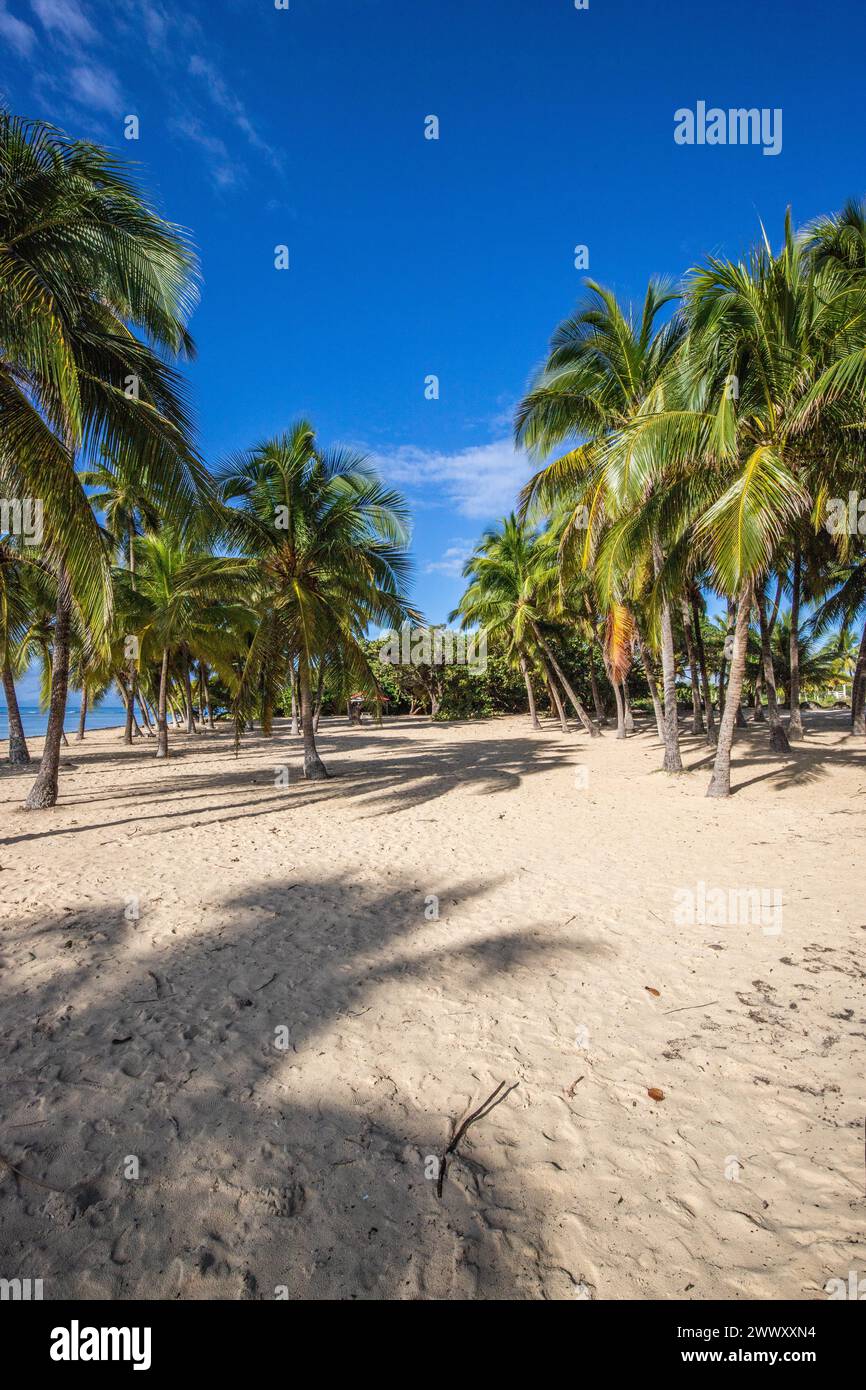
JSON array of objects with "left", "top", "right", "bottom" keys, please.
[{"left": 604, "top": 602, "right": 634, "bottom": 685}]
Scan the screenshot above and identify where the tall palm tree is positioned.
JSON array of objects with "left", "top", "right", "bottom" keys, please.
[
  {"left": 217, "top": 423, "right": 416, "bottom": 779},
  {"left": 0, "top": 114, "right": 206, "bottom": 808},
  {"left": 516, "top": 279, "right": 686, "bottom": 769}
]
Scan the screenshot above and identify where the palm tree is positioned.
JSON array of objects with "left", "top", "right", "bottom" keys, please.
[
  {"left": 125, "top": 533, "right": 248, "bottom": 758},
  {"left": 605, "top": 214, "right": 866, "bottom": 793},
  {"left": 516, "top": 278, "right": 686, "bottom": 770},
  {"left": 217, "top": 423, "right": 416, "bottom": 779},
  {"left": 0, "top": 114, "right": 206, "bottom": 808},
  {"left": 452, "top": 515, "right": 600, "bottom": 736}
]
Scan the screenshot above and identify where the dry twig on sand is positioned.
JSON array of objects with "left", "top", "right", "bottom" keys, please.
[{"left": 436, "top": 1081, "right": 519, "bottom": 1199}]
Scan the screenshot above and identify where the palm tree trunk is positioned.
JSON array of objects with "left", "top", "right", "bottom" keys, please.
[
  {"left": 757, "top": 593, "right": 791, "bottom": 753},
  {"left": 519, "top": 650, "right": 541, "bottom": 729},
  {"left": 622, "top": 679, "right": 635, "bottom": 734},
  {"left": 589, "top": 648, "right": 607, "bottom": 725},
  {"left": 3, "top": 660, "right": 30, "bottom": 764},
  {"left": 851, "top": 619, "right": 866, "bottom": 735},
  {"left": 752, "top": 670, "right": 765, "bottom": 722},
  {"left": 290, "top": 667, "right": 299, "bottom": 737},
  {"left": 690, "top": 592, "right": 716, "bottom": 746},
  {"left": 183, "top": 655, "right": 197, "bottom": 733},
  {"left": 680, "top": 597, "right": 704, "bottom": 734},
  {"left": 206, "top": 680, "right": 215, "bottom": 730},
  {"left": 24, "top": 564, "right": 72, "bottom": 809},
  {"left": 788, "top": 549, "right": 805, "bottom": 740},
  {"left": 652, "top": 541, "right": 683, "bottom": 770},
  {"left": 610, "top": 675, "right": 626, "bottom": 738},
  {"left": 299, "top": 654, "right": 328, "bottom": 779},
  {"left": 544, "top": 667, "right": 569, "bottom": 732},
  {"left": 634, "top": 622, "right": 665, "bottom": 742},
  {"left": 529, "top": 619, "right": 600, "bottom": 735},
  {"left": 707, "top": 582, "right": 752, "bottom": 798},
  {"left": 76, "top": 685, "right": 87, "bottom": 740},
  {"left": 156, "top": 648, "right": 170, "bottom": 758},
  {"left": 313, "top": 664, "right": 325, "bottom": 732},
  {"left": 658, "top": 601, "right": 683, "bottom": 770},
  {"left": 139, "top": 691, "right": 156, "bottom": 735},
  {"left": 117, "top": 673, "right": 143, "bottom": 739}
]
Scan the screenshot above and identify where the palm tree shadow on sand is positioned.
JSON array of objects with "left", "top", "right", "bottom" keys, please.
[{"left": 0, "top": 868, "right": 608, "bottom": 1300}]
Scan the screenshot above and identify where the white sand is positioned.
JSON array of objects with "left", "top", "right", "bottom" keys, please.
[{"left": 0, "top": 712, "right": 864, "bottom": 1299}]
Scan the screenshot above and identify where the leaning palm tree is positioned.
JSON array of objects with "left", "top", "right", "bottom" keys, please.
[
  {"left": 0, "top": 114, "right": 207, "bottom": 808},
  {"left": 217, "top": 423, "right": 416, "bottom": 779}
]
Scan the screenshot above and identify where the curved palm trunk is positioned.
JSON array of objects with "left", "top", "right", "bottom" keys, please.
[
  {"left": 689, "top": 592, "right": 716, "bottom": 747},
  {"left": 3, "top": 660, "right": 30, "bottom": 764},
  {"left": 788, "top": 549, "right": 805, "bottom": 740},
  {"left": 634, "top": 623, "right": 665, "bottom": 742},
  {"left": 24, "top": 564, "right": 72, "bottom": 809},
  {"left": 707, "top": 582, "right": 752, "bottom": 798},
  {"left": 76, "top": 686, "right": 87, "bottom": 741},
  {"left": 529, "top": 619, "right": 600, "bottom": 736},
  {"left": 519, "top": 650, "right": 541, "bottom": 729},
  {"left": 851, "top": 619, "right": 866, "bottom": 735},
  {"left": 680, "top": 597, "right": 704, "bottom": 735},
  {"left": 757, "top": 594, "right": 790, "bottom": 753},
  {"left": 299, "top": 654, "right": 328, "bottom": 779},
  {"left": 156, "top": 648, "right": 170, "bottom": 758}
]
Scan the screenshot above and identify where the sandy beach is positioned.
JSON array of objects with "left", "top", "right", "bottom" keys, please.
[{"left": 1, "top": 714, "right": 863, "bottom": 1300}]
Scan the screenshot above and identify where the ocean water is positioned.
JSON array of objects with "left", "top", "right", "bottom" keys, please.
[{"left": 0, "top": 704, "right": 128, "bottom": 741}]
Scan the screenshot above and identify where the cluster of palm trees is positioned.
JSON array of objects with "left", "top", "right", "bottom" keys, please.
[
  {"left": 454, "top": 206, "right": 866, "bottom": 795},
  {"left": 3, "top": 110, "right": 864, "bottom": 808},
  {"left": 0, "top": 114, "right": 415, "bottom": 807}
]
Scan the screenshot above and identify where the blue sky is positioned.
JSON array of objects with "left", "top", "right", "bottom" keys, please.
[{"left": 2, "top": 0, "right": 865, "bottom": 697}]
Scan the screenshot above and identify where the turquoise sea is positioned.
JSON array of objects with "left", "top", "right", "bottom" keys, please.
[{"left": 0, "top": 704, "right": 128, "bottom": 741}]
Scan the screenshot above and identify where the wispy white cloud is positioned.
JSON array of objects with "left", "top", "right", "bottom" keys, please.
[
  {"left": 373, "top": 439, "right": 531, "bottom": 521},
  {"left": 30, "top": 0, "right": 96, "bottom": 44},
  {"left": 0, "top": 1, "right": 36, "bottom": 55},
  {"left": 188, "top": 53, "right": 282, "bottom": 172},
  {"left": 424, "top": 540, "right": 476, "bottom": 578},
  {"left": 170, "top": 115, "right": 238, "bottom": 189},
  {"left": 68, "top": 63, "right": 123, "bottom": 114}
]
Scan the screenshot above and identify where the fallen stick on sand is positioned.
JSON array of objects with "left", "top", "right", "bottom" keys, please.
[{"left": 436, "top": 1081, "right": 519, "bottom": 1199}]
